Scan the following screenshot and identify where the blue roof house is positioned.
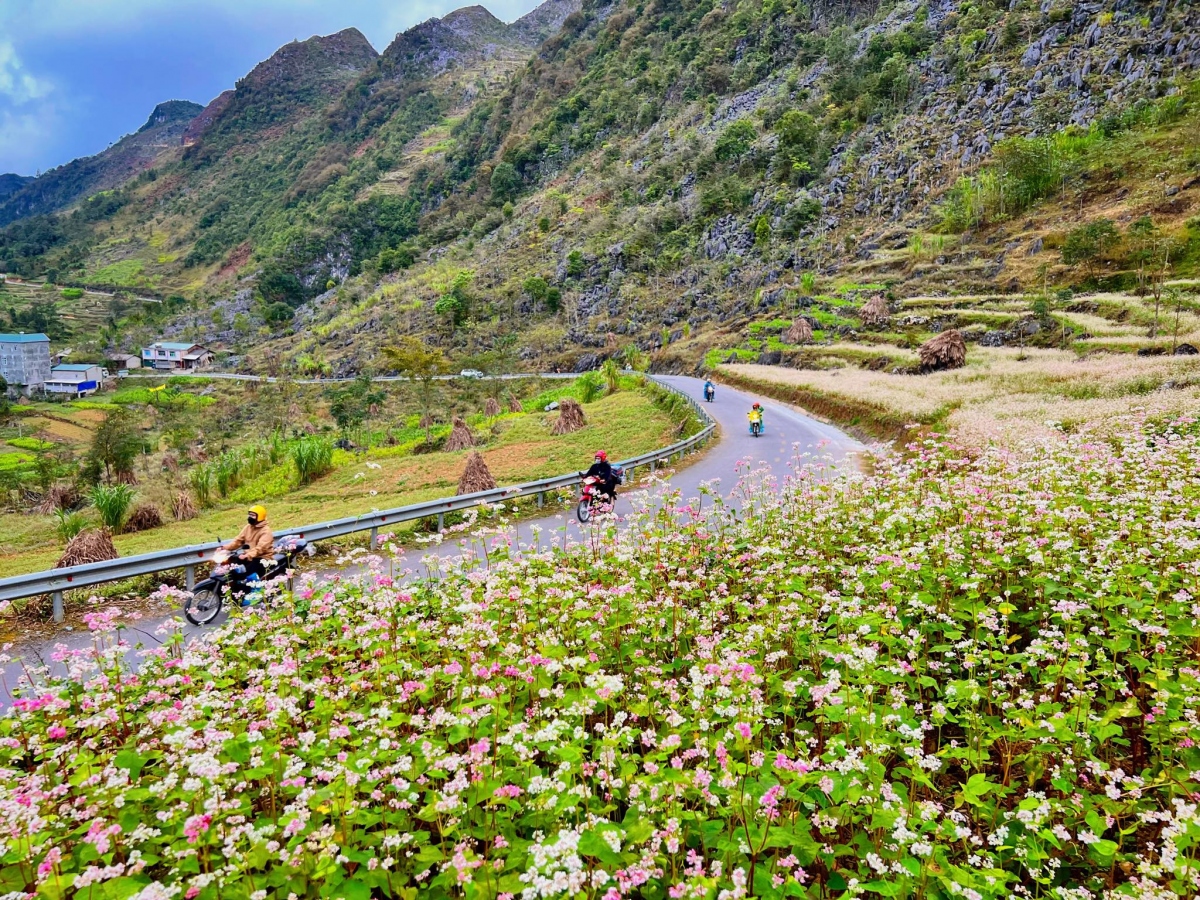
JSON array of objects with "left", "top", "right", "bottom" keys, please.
[{"left": 0, "top": 333, "right": 51, "bottom": 390}]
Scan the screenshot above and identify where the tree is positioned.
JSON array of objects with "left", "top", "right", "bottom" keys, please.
[
  {"left": 328, "top": 375, "right": 385, "bottom": 441},
  {"left": 264, "top": 301, "right": 294, "bottom": 324},
  {"left": 566, "top": 250, "right": 585, "bottom": 278},
  {"left": 1061, "top": 219, "right": 1119, "bottom": 280},
  {"left": 257, "top": 265, "right": 304, "bottom": 307},
  {"left": 89, "top": 408, "right": 141, "bottom": 484},
  {"left": 434, "top": 270, "right": 473, "bottom": 331},
  {"left": 714, "top": 120, "right": 757, "bottom": 162},
  {"left": 382, "top": 338, "right": 450, "bottom": 444},
  {"left": 774, "top": 111, "right": 819, "bottom": 184},
  {"left": 490, "top": 163, "right": 522, "bottom": 204},
  {"left": 1127, "top": 216, "right": 1159, "bottom": 296}
]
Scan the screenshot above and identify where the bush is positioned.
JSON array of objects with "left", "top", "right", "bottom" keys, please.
[
  {"left": 53, "top": 508, "right": 88, "bottom": 542},
  {"left": 60, "top": 287, "right": 83, "bottom": 300},
  {"left": 89, "top": 483, "right": 135, "bottom": 532},
  {"left": 714, "top": 119, "right": 757, "bottom": 161},
  {"left": 291, "top": 437, "right": 333, "bottom": 485}
]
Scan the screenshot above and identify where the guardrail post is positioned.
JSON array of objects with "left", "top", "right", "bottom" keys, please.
[
  {"left": 185, "top": 566, "right": 195, "bottom": 591},
  {"left": 52, "top": 591, "right": 63, "bottom": 624},
  {"left": 537, "top": 492, "right": 544, "bottom": 509},
  {"left": 369, "top": 526, "right": 378, "bottom": 550},
  {"left": 437, "top": 513, "right": 444, "bottom": 532}
]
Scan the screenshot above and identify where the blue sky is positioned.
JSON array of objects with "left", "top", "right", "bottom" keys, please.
[{"left": 0, "top": 0, "right": 542, "bottom": 176}]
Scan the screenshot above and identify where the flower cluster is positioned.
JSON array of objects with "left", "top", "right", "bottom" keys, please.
[{"left": 4, "top": 415, "right": 1200, "bottom": 899}]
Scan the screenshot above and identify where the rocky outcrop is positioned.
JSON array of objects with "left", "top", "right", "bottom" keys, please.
[{"left": 182, "top": 91, "right": 234, "bottom": 146}]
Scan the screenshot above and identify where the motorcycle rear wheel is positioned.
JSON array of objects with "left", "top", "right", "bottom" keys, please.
[
  {"left": 184, "top": 586, "right": 223, "bottom": 626},
  {"left": 576, "top": 499, "right": 593, "bottom": 523}
]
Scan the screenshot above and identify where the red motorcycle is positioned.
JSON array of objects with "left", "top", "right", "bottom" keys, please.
[{"left": 577, "top": 467, "right": 623, "bottom": 522}]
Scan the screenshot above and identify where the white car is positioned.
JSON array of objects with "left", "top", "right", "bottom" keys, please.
[{"left": 460, "top": 369, "right": 484, "bottom": 379}]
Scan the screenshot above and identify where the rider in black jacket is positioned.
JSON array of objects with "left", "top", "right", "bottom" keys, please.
[{"left": 584, "top": 451, "right": 619, "bottom": 500}]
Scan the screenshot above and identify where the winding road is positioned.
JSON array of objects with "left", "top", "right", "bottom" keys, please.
[{"left": 0, "top": 375, "right": 862, "bottom": 701}]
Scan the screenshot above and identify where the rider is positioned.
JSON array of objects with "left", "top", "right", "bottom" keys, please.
[
  {"left": 748, "top": 402, "right": 764, "bottom": 430},
  {"left": 584, "top": 451, "right": 619, "bottom": 501},
  {"left": 223, "top": 505, "right": 274, "bottom": 589},
  {"left": 704, "top": 379, "right": 715, "bottom": 399}
]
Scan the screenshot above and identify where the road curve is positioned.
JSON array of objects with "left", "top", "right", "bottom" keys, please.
[{"left": 0, "top": 376, "right": 863, "bottom": 701}]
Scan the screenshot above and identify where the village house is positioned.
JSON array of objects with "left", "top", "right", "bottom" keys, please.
[
  {"left": 141, "top": 341, "right": 214, "bottom": 371},
  {"left": 44, "top": 363, "right": 106, "bottom": 397},
  {"left": 0, "top": 333, "right": 51, "bottom": 391}
]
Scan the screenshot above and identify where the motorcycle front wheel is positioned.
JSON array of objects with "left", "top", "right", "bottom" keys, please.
[
  {"left": 184, "top": 586, "right": 223, "bottom": 626},
  {"left": 576, "top": 499, "right": 593, "bottom": 523}
]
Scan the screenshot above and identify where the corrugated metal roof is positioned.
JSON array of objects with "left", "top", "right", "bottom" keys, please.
[
  {"left": 0, "top": 333, "right": 50, "bottom": 343},
  {"left": 146, "top": 342, "right": 199, "bottom": 351},
  {"left": 51, "top": 364, "right": 101, "bottom": 372}
]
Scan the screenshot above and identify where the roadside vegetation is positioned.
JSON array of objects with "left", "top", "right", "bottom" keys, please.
[{"left": 0, "top": 373, "right": 686, "bottom": 577}]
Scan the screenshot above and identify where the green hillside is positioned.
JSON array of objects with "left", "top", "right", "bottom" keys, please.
[{"left": 0, "top": 0, "right": 1196, "bottom": 373}]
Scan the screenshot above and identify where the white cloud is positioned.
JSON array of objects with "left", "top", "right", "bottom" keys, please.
[
  {"left": 0, "top": 40, "right": 50, "bottom": 103},
  {"left": 0, "top": 108, "right": 61, "bottom": 174}
]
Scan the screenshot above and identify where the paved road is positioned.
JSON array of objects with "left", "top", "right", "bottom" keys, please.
[{"left": 0, "top": 375, "right": 862, "bottom": 701}]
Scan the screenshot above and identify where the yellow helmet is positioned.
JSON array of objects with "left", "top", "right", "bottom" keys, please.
[{"left": 248, "top": 505, "right": 267, "bottom": 524}]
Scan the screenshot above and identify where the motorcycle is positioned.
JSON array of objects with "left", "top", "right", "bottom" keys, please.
[
  {"left": 749, "top": 415, "right": 764, "bottom": 437},
  {"left": 577, "top": 466, "right": 623, "bottom": 523},
  {"left": 704, "top": 384, "right": 715, "bottom": 402},
  {"left": 183, "top": 535, "right": 310, "bottom": 626}
]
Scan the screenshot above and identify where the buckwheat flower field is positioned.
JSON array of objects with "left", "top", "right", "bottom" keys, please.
[{"left": 5, "top": 417, "right": 1200, "bottom": 900}]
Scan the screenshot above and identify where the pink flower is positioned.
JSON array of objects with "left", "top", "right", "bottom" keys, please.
[
  {"left": 734, "top": 722, "right": 752, "bottom": 740},
  {"left": 37, "top": 847, "right": 61, "bottom": 878},
  {"left": 47, "top": 725, "right": 67, "bottom": 740},
  {"left": 184, "top": 814, "right": 212, "bottom": 843},
  {"left": 494, "top": 784, "right": 522, "bottom": 799}
]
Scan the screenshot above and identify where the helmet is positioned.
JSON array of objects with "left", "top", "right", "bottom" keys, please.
[
  {"left": 595, "top": 451, "right": 607, "bottom": 462},
  {"left": 248, "top": 505, "right": 267, "bottom": 524},
  {"left": 752, "top": 403, "right": 762, "bottom": 410}
]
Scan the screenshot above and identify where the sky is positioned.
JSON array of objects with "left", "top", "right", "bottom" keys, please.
[{"left": 0, "top": 0, "right": 542, "bottom": 176}]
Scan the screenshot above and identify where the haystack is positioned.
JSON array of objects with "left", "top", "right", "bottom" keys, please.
[
  {"left": 457, "top": 451, "right": 497, "bottom": 495},
  {"left": 484, "top": 397, "right": 501, "bottom": 417},
  {"left": 172, "top": 491, "right": 198, "bottom": 522},
  {"left": 507, "top": 394, "right": 523, "bottom": 413},
  {"left": 859, "top": 294, "right": 891, "bottom": 328},
  {"left": 918, "top": 329, "right": 967, "bottom": 372},
  {"left": 56, "top": 528, "right": 118, "bottom": 569},
  {"left": 551, "top": 398, "right": 587, "bottom": 435},
  {"left": 35, "top": 484, "right": 79, "bottom": 515},
  {"left": 605, "top": 332, "right": 619, "bottom": 350},
  {"left": 116, "top": 469, "right": 139, "bottom": 486},
  {"left": 783, "top": 318, "right": 813, "bottom": 344},
  {"left": 125, "top": 503, "right": 164, "bottom": 533},
  {"left": 444, "top": 417, "right": 476, "bottom": 452}
]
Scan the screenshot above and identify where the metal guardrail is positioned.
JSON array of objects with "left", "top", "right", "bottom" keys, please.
[{"left": 0, "top": 375, "right": 715, "bottom": 620}]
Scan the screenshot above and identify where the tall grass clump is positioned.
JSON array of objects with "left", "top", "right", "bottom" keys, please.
[
  {"left": 53, "top": 508, "right": 88, "bottom": 543},
  {"left": 89, "top": 483, "right": 135, "bottom": 532},
  {"left": 577, "top": 371, "right": 604, "bottom": 404},
  {"left": 291, "top": 437, "right": 333, "bottom": 485}
]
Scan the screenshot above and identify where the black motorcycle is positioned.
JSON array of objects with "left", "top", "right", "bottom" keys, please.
[
  {"left": 184, "top": 535, "right": 309, "bottom": 625},
  {"left": 704, "top": 384, "right": 715, "bottom": 402}
]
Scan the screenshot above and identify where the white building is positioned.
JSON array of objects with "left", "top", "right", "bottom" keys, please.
[
  {"left": 45, "top": 363, "right": 106, "bottom": 397},
  {"left": 0, "top": 333, "right": 51, "bottom": 389},
  {"left": 141, "top": 341, "right": 214, "bottom": 371}
]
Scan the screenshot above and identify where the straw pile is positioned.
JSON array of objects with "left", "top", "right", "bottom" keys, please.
[
  {"left": 484, "top": 397, "right": 501, "bottom": 417},
  {"left": 551, "top": 398, "right": 587, "bottom": 435},
  {"left": 859, "top": 294, "right": 891, "bottom": 328},
  {"left": 444, "top": 417, "right": 476, "bottom": 452},
  {"left": 56, "top": 528, "right": 118, "bottom": 568},
  {"left": 35, "top": 484, "right": 79, "bottom": 515},
  {"left": 783, "top": 318, "right": 813, "bottom": 344},
  {"left": 918, "top": 329, "right": 967, "bottom": 372},
  {"left": 172, "top": 491, "right": 198, "bottom": 521},
  {"left": 125, "top": 503, "right": 164, "bottom": 533},
  {"left": 507, "top": 394, "right": 523, "bottom": 413},
  {"left": 457, "top": 451, "right": 498, "bottom": 495}
]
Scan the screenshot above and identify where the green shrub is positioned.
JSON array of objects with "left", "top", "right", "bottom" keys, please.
[
  {"left": 89, "top": 483, "right": 135, "bottom": 532},
  {"left": 291, "top": 437, "right": 333, "bottom": 486},
  {"left": 60, "top": 287, "right": 83, "bottom": 300},
  {"left": 54, "top": 508, "right": 89, "bottom": 543}
]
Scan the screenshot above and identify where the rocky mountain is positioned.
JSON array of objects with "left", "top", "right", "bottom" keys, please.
[
  {"left": 0, "top": 100, "right": 203, "bottom": 227},
  {"left": 0, "top": 175, "right": 32, "bottom": 201},
  {"left": 0, "top": 0, "right": 1196, "bottom": 372}
]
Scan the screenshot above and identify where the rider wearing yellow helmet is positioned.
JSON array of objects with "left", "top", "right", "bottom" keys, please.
[{"left": 224, "top": 505, "right": 274, "bottom": 583}]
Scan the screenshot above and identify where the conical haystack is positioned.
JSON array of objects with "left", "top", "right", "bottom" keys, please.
[
  {"left": 918, "top": 329, "right": 967, "bottom": 372},
  {"left": 56, "top": 528, "right": 118, "bottom": 568},
  {"left": 125, "top": 503, "right": 164, "bottom": 533},
  {"left": 507, "top": 394, "right": 523, "bottom": 413},
  {"left": 484, "top": 397, "right": 501, "bottom": 417},
  {"left": 784, "top": 318, "right": 813, "bottom": 344},
  {"left": 457, "top": 451, "right": 497, "bottom": 495},
  {"left": 551, "top": 398, "right": 587, "bottom": 435},
  {"left": 35, "top": 484, "right": 79, "bottom": 515},
  {"left": 172, "top": 491, "right": 198, "bottom": 522},
  {"left": 859, "top": 294, "right": 891, "bottom": 328},
  {"left": 605, "top": 332, "right": 619, "bottom": 350},
  {"left": 444, "top": 417, "right": 476, "bottom": 452}
]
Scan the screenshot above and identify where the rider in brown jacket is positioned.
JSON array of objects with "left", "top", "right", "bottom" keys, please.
[{"left": 223, "top": 505, "right": 274, "bottom": 584}]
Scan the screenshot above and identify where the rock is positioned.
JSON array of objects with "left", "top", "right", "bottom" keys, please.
[
  {"left": 1165, "top": 185, "right": 1180, "bottom": 196},
  {"left": 980, "top": 330, "right": 1007, "bottom": 347},
  {"left": 757, "top": 350, "right": 783, "bottom": 365},
  {"left": 543, "top": 401, "right": 560, "bottom": 411},
  {"left": 1174, "top": 343, "right": 1198, "bottom": 355},
  {"left": 1137, "top": 347, "right": 1166, "bottom": 357}
]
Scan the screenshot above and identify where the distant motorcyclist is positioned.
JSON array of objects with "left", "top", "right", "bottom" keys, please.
[
  {"left": 704, "top": 380, "right": 715, "bottom": 401},
  {"left": 223, "top": 505, "right": 274, "bottom": 587},
  {"left": 583, "top": 450, "right": 619, "bottom": 501},
  {"left": 748, "top": 402, "right": 764, "bottom": 433}
]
